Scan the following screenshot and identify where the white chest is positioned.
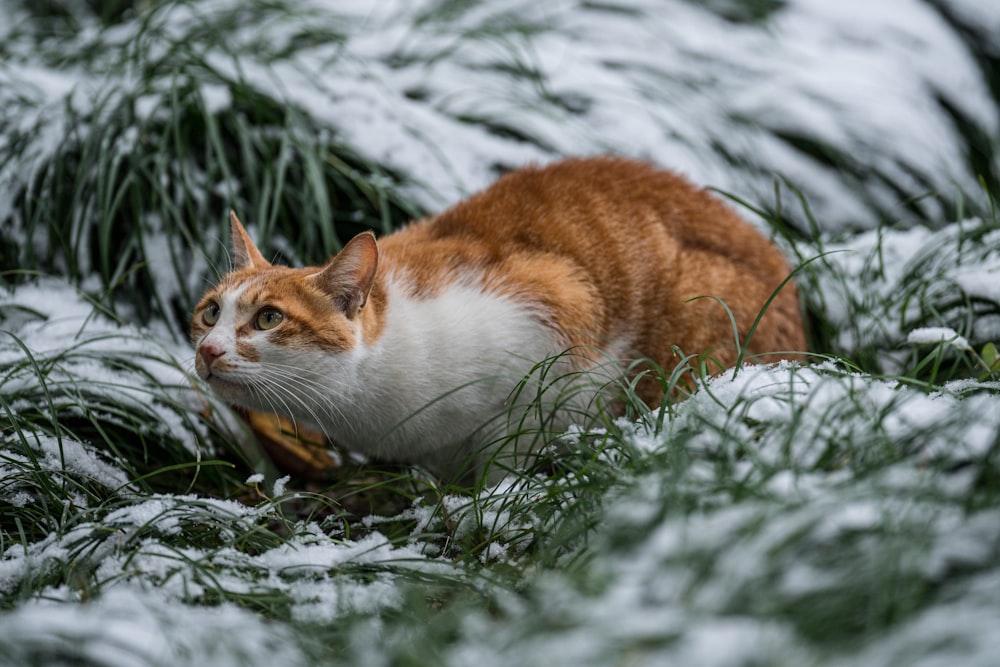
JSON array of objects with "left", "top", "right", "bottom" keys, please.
[{"left": 301, "top": 278, "right": 561, "bottom": 469}]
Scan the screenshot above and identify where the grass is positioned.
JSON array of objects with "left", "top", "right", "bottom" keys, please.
[
  {"left": 2, "top": 1, "right": 1000, "bottom": 665},
  {"left": 0, "top": 284, "right": 250, "bottom": 550},
  {"left": 2, "top": 0, "right": 420, "bottom": 327}
]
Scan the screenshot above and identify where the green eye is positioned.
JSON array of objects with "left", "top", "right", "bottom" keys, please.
[
  {"left": 202, "top": 303, "right": 221, "bottom": 326},
  {"left": 255, "top": 309, "right": 284, "bottom": 330}
]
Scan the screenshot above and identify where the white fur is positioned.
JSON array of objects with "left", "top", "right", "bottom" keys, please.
[
  {"left": 195, "top": 282, "right": 250, "bottom": 396},
  {"left": 304, "top": 277, "right": 561, "bottom": 478},
  {"left": 197, "top": 275, "right": 608, "bottom": 481}
]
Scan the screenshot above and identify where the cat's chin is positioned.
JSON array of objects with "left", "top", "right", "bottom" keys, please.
[{"left": 203, "top": 373, "right": 248, "bottom": 401}]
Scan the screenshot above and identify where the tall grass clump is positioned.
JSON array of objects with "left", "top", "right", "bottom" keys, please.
[
  {"left": 0, "top": 0, "right": 421, "bottom": 329},
  {"left": 0, "top": 281, "right": 249, "bottom": 549},
  {"left": 770, "top": 185, "right": 1000, "bottom": 380}
]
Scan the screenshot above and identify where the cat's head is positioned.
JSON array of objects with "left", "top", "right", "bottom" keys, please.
[{"left": 190, "top": 212, "right": 379, "bottom": 403}]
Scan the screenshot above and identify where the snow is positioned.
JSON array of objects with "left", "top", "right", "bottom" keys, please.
[
  {"left": 944, "top": 0, "right": 1000, "bottom": 54},
  {"left": 0, "top": 586, "right": 307, "bottom": 667},
  {"left": 272, "top": 474, "right": 291, "bottom": 497},
  {"left": 18, "top": 433, "right": 133, "bottom": 496},
  {"left": 797, "top": 218, "right": 1000, "bottom": 367},
  {"left": 907, "top": 327, "right": 971, "bottom": 350},
  {"left": 0, "top": 279, "right": 238, "bottom": 457},
  {"left": 2, "top": 0, "right": 995, "bottom": 230},
  {"left": 1, "top": 0, "right": 1000, "bottom": 665}
]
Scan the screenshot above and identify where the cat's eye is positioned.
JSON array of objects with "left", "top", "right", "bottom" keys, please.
[
  {"left": 255, "top": 309, "right": 284, "bottom": 331},
  {"left": 202, "top": 303, "right": 221, "bottom": 326}
]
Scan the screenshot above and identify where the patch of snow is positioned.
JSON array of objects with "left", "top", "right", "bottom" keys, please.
[
  {"left": 800, "top": 219, "right": 1000, "bottom": 364},
  {"left": 907, "top": 327, "right": 971, "bottom": 350},
  {"left": 3, "top": 0, "right": 997, "bottom": 231},
  {"left": 0, "top": 586, "right": 307, "bottom": 667},
  {"left": 0, "top": 278, "right": 242, "bottom": 459},
  {"left": 272, "top": 474, "right": 291, "bottom": 497}
]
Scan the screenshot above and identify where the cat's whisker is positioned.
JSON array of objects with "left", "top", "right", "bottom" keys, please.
[
  {"left": 260, "top": 362, "right": 350, "bottom": 400},
  {"left": 266, "top": 380, "right": 341, "bottom": 424},
  {"left": 245, "top": 377, "right": 327, "bottom": 447},
  {"left": 246, "top": 375, "right": 305, "bottom": 436},
  {"left": 255, "top": 389, "right": 302, "bottom": 433},
  {"left": 248, "top": 367, "right": 346, "bottom": 442},
  {"left": 258, "top": 358, "right": 357, "bottom": 397}
]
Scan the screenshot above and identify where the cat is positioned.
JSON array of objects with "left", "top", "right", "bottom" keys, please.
[{"left": 191, "top": 156, "right": 806, "bottom": 484}]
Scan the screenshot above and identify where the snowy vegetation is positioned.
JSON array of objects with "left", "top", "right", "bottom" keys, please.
[{"left": 2, "top": 1, "right": 1000, "bottom": 665}]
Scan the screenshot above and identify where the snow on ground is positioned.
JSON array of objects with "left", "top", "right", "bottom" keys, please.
[
  {"left": 292, "top": 0, "right": 995, "bottom": 228},
  {"left": 373, "top": 363, "right": 1000, "bottom": 666},
  {"left": 0, "top": 586, "right": 308, "bottom": 667},
  {"left": 4, "top": 346, "right": 999, "bottom": 665},
  {"left": 2, "top": 0, "right": 1000, "bottom": 665},
  {"left": 0, "top": 279, "right": 233, "bottom": 464},
  {"left": 799, "top": 217, "right": 1000, "bottom": 366},
  {"left": 907, "top": 327, "right": 970, "bottom": 349}
]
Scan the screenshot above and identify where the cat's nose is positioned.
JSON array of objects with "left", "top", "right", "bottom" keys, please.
[{"left": 199, "top": 344, "right": 225, "bottom": 369}]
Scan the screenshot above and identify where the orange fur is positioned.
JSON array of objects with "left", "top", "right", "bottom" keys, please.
[
  {"left": 373, "top": 157, "right": 805, "bottom": 400},
  {"left": 191, "top": 156, "right": 807, "bottom": 478}
]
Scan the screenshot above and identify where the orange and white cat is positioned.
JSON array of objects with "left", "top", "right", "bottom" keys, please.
[{"left": 191, "top": 157, "right": 806, "bottom": 482}]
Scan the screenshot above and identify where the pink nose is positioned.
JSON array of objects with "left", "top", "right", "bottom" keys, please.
[{"left": 199, "top": 343, "right": 225, "bottom": 369}]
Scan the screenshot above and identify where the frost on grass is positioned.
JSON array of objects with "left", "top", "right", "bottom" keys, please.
[
  {"left": 225, "top": 0, "right": 996, "bottom": 228},
  {"left": 0, "top": 279, "right": 233, "bottom": 456},
  {"left": 0, "top": 487, "right": 445, "bottom": 625},
  {"left": 0, "top": 434, "right": 132, "bottom": 502},
  {"left": 0, "top": 0, "right": 997, "bottom": 238},
  {"left": 0, "top": 586, "right": 307, "bottom": 667},
  {"left": 794, "top": 217, "right": 1000, "bottom": 370},
  {"left": 343, "top": 364, "right": 1000, "bottom": 666},
  {"left": 906, "top": 327, "right": 971, "bottom": 350},
  {"left": 0, "top": 278, "right": 252, "bottom": 530}
]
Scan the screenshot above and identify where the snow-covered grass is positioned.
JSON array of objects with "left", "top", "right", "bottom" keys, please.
[{"left": 2, "top": 0, "right": 1000, "bottom": 665}]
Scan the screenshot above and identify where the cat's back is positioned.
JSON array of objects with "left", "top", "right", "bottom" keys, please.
[
  {"left": 378, "top": 156, "right": 805, "bottom": 391},
  {"left": 383, "top": 157, "right": 788, "bottom": 290}
]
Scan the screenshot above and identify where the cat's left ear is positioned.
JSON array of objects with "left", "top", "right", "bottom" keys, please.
[{"left": 310, "top": 231, "right": 379, "bottom": 317}]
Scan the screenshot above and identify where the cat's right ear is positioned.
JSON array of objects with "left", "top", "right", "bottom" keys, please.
[
  {"left": 229, "top": 210, "right": 271, "bottom": 270},
  {"left": 310, "top": 231, "right": 379, "bottom": 318}
]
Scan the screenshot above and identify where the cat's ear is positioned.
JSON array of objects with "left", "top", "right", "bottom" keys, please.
[
  {"left": 310, "top": 231, "right": 379, "bottom": 317},
  {"left": 229, "top": 210, "right": 270, "bottom": 270}
]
